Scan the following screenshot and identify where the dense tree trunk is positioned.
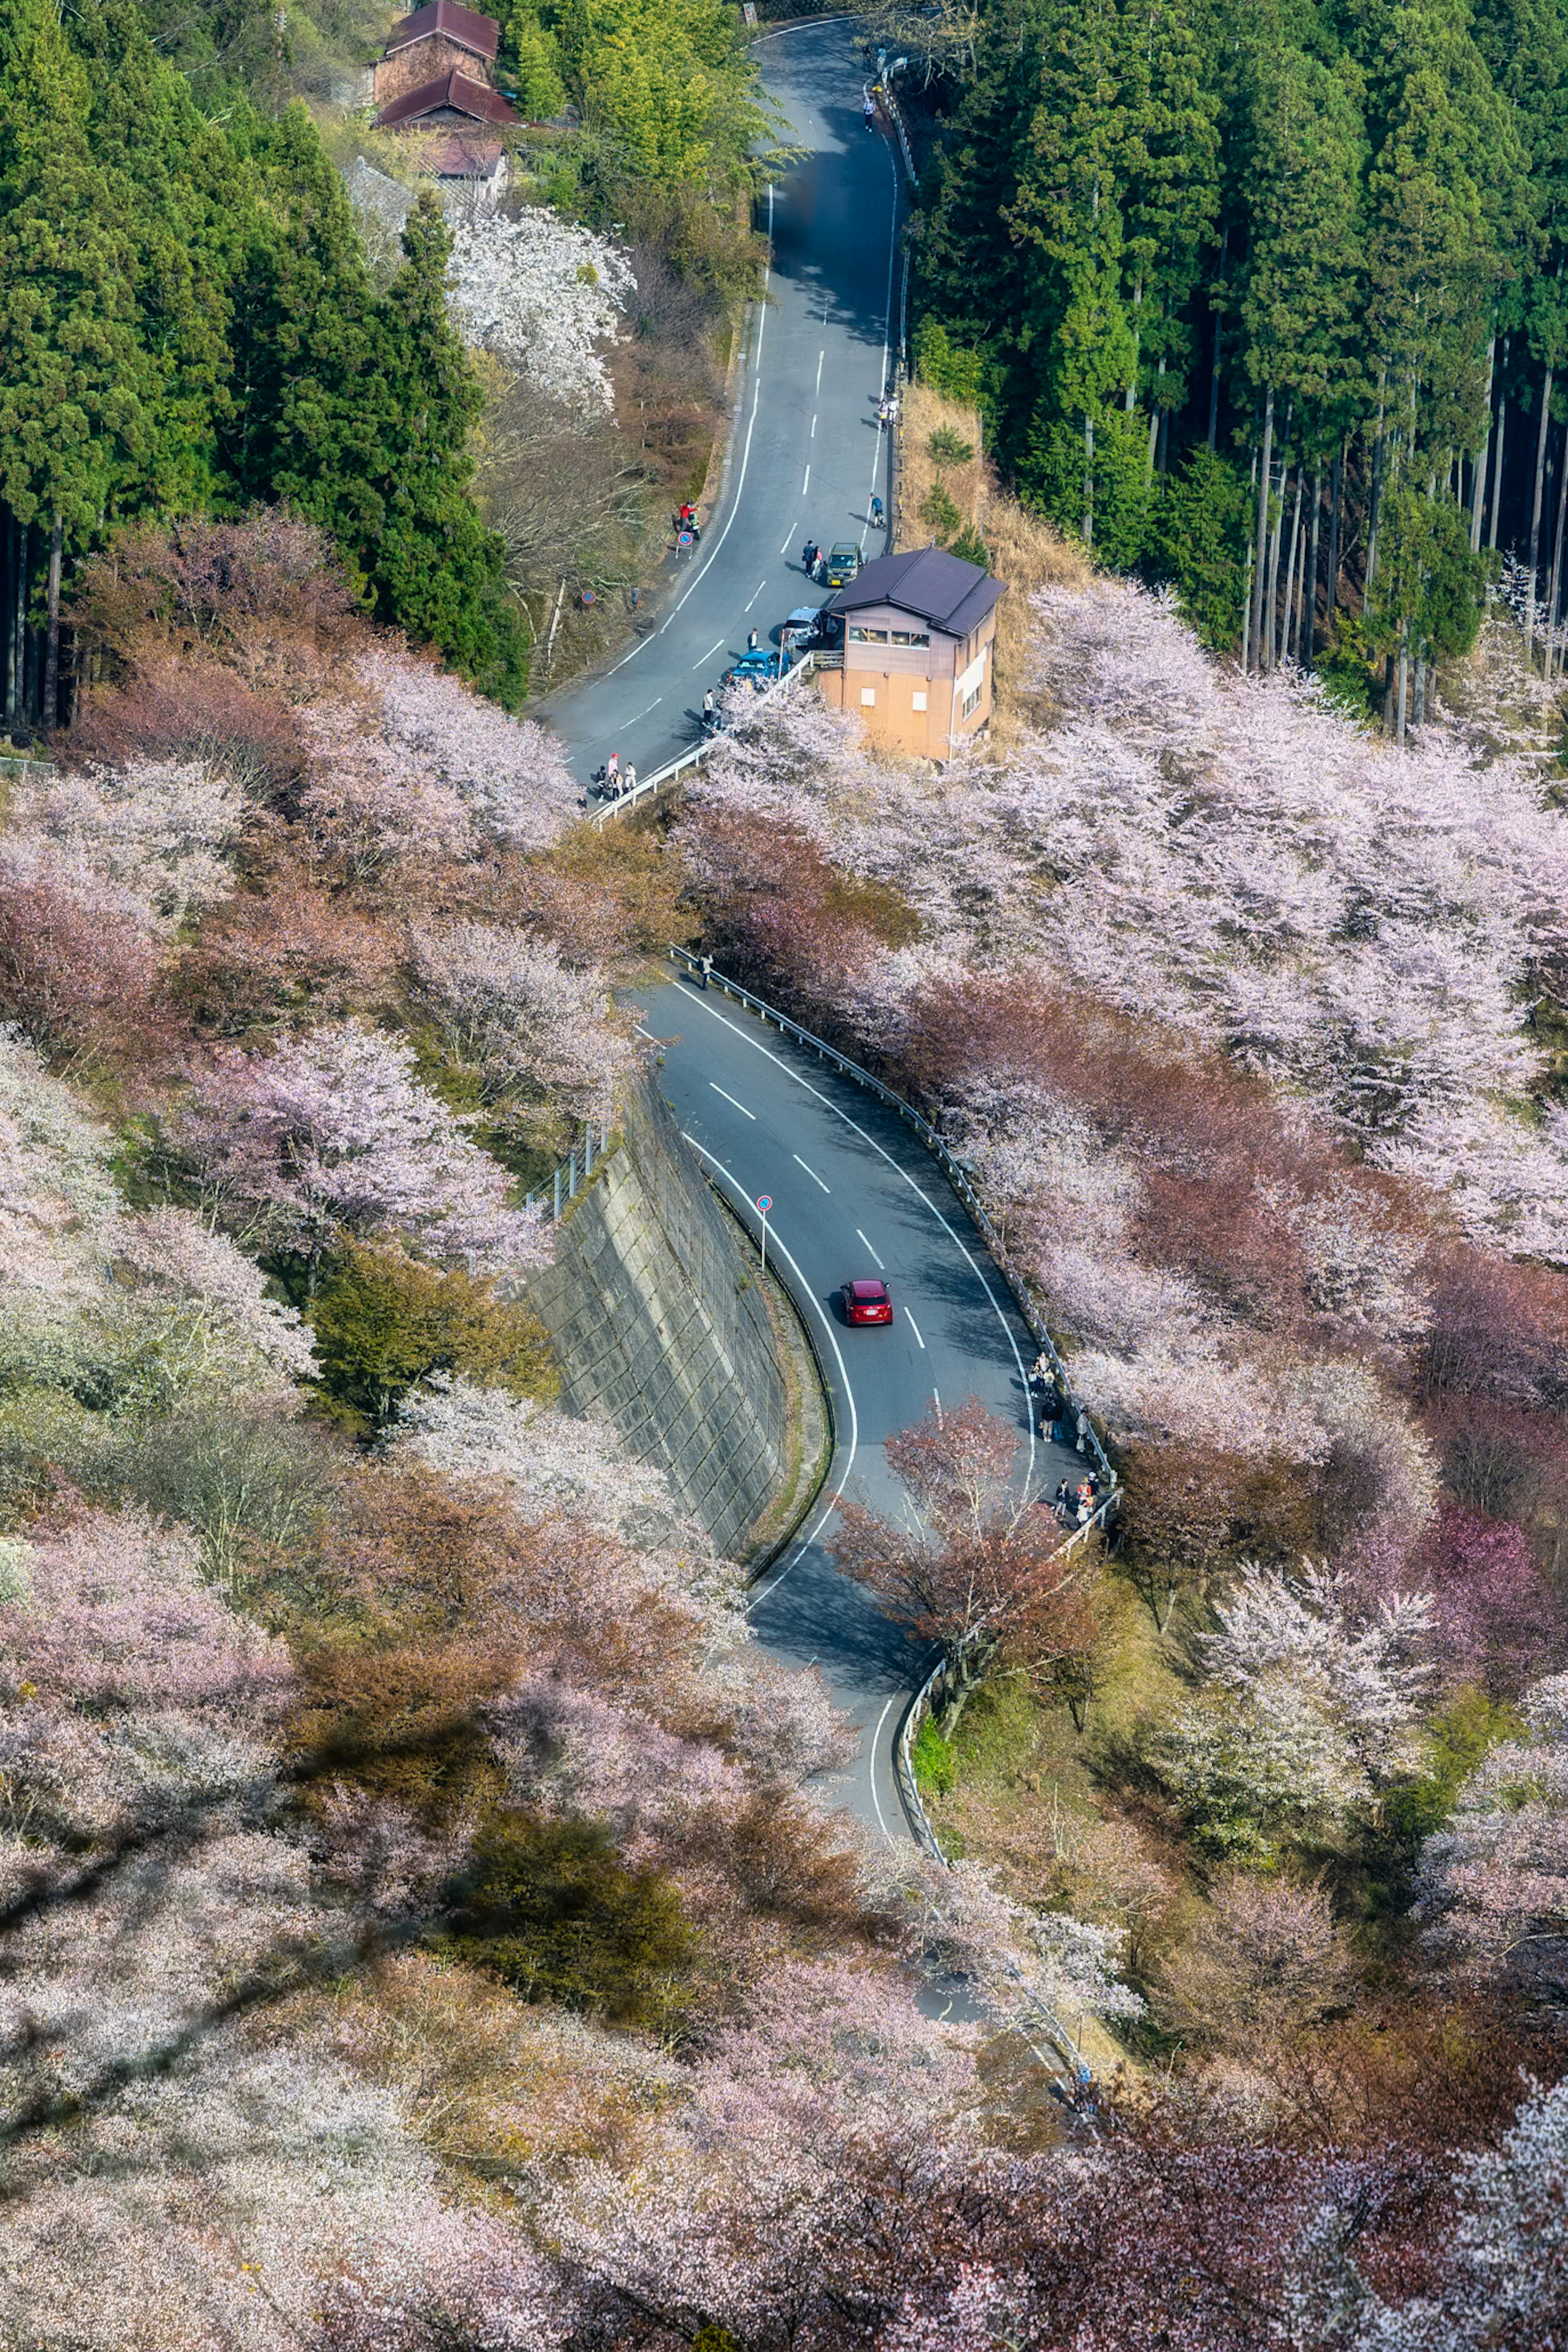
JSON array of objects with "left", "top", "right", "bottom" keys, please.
[
  {"left": 1263, "top": 418, "right": 1291, "bottom": 671},
  {"left": 2, "top": 512, "right": 16, "bottom": 740},
  {"left": 1207, "top": 225, "right": 1228, "bottom": 452},
  {"left": 1367, "top": 372, "right": 1388, "bottom": 586},
  {"left": 1306, "top": 466, "right": 1322, "bottom": 661},
  {"left": 1126, "top": 281, "right": 1142, "bottom": 414},
  {"left": 1279, "top": 466, "right": 1303, "bottom": 664},
  {"left": 1548, "top": 421, "right": 1568, "bottom": 678},
  {"left": 1241, "top": 449, "right": 1257, "bottom": 665},
  {"left": 1396, "top": 617, "right": 1410, "bottom": 744},
  {"left": 1526, "top": 363, "right": 1555, "bottom": 659},
  {"left": 1472, "top": 335, "right": 1496, "bottom": 551},
  {"left": 1083, "top": 412, "right": 1094, "bottom": 546},
  {"left": 15, "top": 521, "right": 31, "bottom": 736},
  {"left": 1327, "top": 450, "right": 1342, "bottom": 636},
  {"left": 42, "top": 512, "right": 62, "bottom": 735},
  {"left": 1488, "top": 342, "right": 1510, "bottom": 552},
  {"left": 1249, "top": 388, "right": 1274, "bottom": 673}
]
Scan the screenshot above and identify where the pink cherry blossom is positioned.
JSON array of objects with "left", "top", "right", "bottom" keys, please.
[{"left": 177, "top": 1024, "right": 550, "bottom": 1273}]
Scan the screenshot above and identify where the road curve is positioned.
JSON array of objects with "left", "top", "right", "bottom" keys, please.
[
  {"left": 639, "top": 971, "right": 1089, "bottom": 1847},
  {"left": 539, "top": 17, "right": 902, "bottom": 787}
]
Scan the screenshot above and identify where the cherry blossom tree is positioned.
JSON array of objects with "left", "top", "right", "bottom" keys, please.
[
  {"left": 176, "top": 1025, "right": 550, "bottom": 1276},
  {"left": 1414, "top": 1671, "right": 1568, "bottom": 2008},
  {"left": 1283, "top": 2073, "right": 1568, "bottom": 2350},
  {"left": 443, "top": 201, "right": 636, "bottom": 412},
  {"left": 301, "top": 644, "right": 576, "bottom": 875},
  {"left": 831, "top": 1397, "right": 1096, "bottom": 1732},
  {"left": 0, "top": 756, "right": 241, "bottom": 934},
  {"left": 404, "top": 921, "right": 628, "bottom": 1124}
]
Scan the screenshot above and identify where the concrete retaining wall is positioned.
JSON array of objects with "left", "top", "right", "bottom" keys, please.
[{"left": 528, "top": 1069, "right": 795, "bottom": 1557}]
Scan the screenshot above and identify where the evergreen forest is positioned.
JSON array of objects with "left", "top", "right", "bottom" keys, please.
[{"left": 907, "top": 0, "right": 1568, "bottom": 723}]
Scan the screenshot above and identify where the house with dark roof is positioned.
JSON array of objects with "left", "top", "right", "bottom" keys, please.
[
  {"left": 374, "top": 0, "right": 498, "bottom": 105},
  {"left": 818, "top": 546, "right": 1005, "bottom": 759},
  {"left": 372, "top": 0, "right": 524, "bottom": 128},
  {"left": 374, "top": 65, "right": 519, "bottom": 130}
]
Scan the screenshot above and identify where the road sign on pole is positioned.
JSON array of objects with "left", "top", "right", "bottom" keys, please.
[{"left": 756, "top": 1196, "right": 771, "bottom": 1275}]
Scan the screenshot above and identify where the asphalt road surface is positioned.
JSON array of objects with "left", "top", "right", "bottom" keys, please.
[
  {"left": 639, "top": 970, "right": 1089, "bottom": 1850},
  {"left": 539, "top": 16, "right": 902, "bottom": 786}
]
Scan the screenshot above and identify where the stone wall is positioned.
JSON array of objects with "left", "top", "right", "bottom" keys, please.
[{"left": 528, "top": 1071, "right": 797, "bottom": 1558}]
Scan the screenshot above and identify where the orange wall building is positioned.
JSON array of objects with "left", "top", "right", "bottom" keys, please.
[{"left": 815, "top": 547, "right": 1004, "bottom": 760}]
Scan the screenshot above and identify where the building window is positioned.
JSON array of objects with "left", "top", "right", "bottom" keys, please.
[
  {"left": 890, "top": 630, "right": 931, "bottom": 647},
  {"left": 849, "top": 626, "right": 889, "bottom": 643},
  {"left": 962, "top": 683, "right": 982, "bottom": 719},
  {"left": 911, "top": 689, "right": 927, "bottom": 711},
  {"left": 860, "top": 687, "right": 877, "bottom": 706}
]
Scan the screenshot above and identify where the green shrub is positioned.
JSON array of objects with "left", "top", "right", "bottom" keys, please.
[
  {"left": 928, "top": 425, "right": 976, "bottom": 466},
  {"left": 124, "top": 1393, "right": 339, "bottom": 1580},
  {"left": 308, "top": 1245, "right": 558, "bottom": 1434},
  {"left": 913, "top": 318, "right": 988, "bottom": 410},
  {"left": 912, "top": 1714, "right": 955, "bottom": 1797},
  {"left": 1383, "top": 1688, "right": 1521, "bottom": 1847},
  {"left": 1145, "top": 446, "right": 1250, "bottom": 651},
  {"left": 443, "top": 1806, "right": 698, "bottom": 2029}
]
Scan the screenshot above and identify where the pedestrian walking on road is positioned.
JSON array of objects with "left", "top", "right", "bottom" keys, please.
[
  {"left": 862, "top": 93, "right": 875, "bottom": 126},
  {"left": 606, "top": 751, "right": 619, "bottom": 788},
  {"left": 621, "top": 762, "right": 636, "bottom": 798},
  {"left": 1076, "top": 1408, "right": 1090, "bottom": 1454},
  {"left": 703, "top": 688, "right": 717, "bottom": 722},
  {"left": 748, "top": 627, "right": 759, "bottom": 650},
  {"left": 870, "top": 494, "right": 884, "bottom": 527}
]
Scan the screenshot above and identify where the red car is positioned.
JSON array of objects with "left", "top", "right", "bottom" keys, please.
[{"left": 842, "top": 1278, "right": 894, "bottom": 1326}]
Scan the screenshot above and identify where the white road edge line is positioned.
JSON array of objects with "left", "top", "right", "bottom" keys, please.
[
  {"left": 744, "top": 577, "right": 768, "bottom": 612},
  {"left": 779, "top": 525, "right": 797, "bottom": 555},
  {"left": 682, "top": 1134, "right": 863, "bottom": 1601},
  {"left": 869, "top": 1694, "right": 897, "bottom": 1844},
  {"left": 855, "top": 1226, "right": 884, "bottom": 1268},
  {"left": 793, "top": 1153, "right": 830, "bottom": 1193},
  {"left": 709, "top": 1082, "right": 756, "bottom": 1120},
  {"left": 693, "top": 637, "right": 726, "bottom": 670},
  {"left": 860, "top": 139, "right": 899, "bottom": 554},
  {"left": 686, "top": 1136, "right": 895, "bottom": 1849},
  {"left": 802, "top": 463, "right": 811, "bottom": 495},
  {"left": 815, "top": 348, "right": 824, "bottom": 394},
  {"left": 904, "top": 1306, "right": 925, "bottom": 1349},
  {"left": 679, "top": 991, "right": 1038, "bottom": 1492}
]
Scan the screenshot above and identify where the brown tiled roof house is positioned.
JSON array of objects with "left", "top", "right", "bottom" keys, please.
[
  {"left": 374, "top": 65, "right": 519, "bottom": 131},
  {"left": 373, "top": 0, "right": 517, "bottom": 118}
]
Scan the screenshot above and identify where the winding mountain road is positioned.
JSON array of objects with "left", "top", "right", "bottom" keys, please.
[
  {"left": 539, "top": 17, "right": 902, "bottom": 786},
  {"left": 542, "top": 25, "right": 1082, "bottom": 1846},
  {"left": 640, "top": 970, "right": 1087, "bottom": 1848}
]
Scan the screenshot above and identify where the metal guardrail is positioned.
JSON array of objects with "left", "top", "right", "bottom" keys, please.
[
  {"left": 588, "top": 650, "right": 828, "bottom": 831},
  {"left": 526, "top": 1120, "right": 612, "bottom": 1222},
  {"left": 667, "top": 949, "right": 1117, "bottom": 1491}
]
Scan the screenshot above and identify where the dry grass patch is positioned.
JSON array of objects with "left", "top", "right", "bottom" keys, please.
[{"left": 896, "top": 381, "right": 1091, "bottom": 749}]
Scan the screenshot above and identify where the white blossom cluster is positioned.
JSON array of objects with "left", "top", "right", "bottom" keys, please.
[{"left": 445, "top": 204, "right": 636, "bottom": 410}]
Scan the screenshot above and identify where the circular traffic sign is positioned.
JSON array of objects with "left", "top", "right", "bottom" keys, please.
[
  {"left": 756, "top": 1195, "right": 772, "bottom": 1214},
  {"left": 677, "top": 530, "right": 695, "bottom": 546}
]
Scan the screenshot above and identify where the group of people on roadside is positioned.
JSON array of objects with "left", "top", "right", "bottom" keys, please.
[
  {"left": 1051, "top": 1472, "right": 1103, "bottom": 1528},
  {"left": 592, "top": 751, "right": 638, "bottom": 800}
]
